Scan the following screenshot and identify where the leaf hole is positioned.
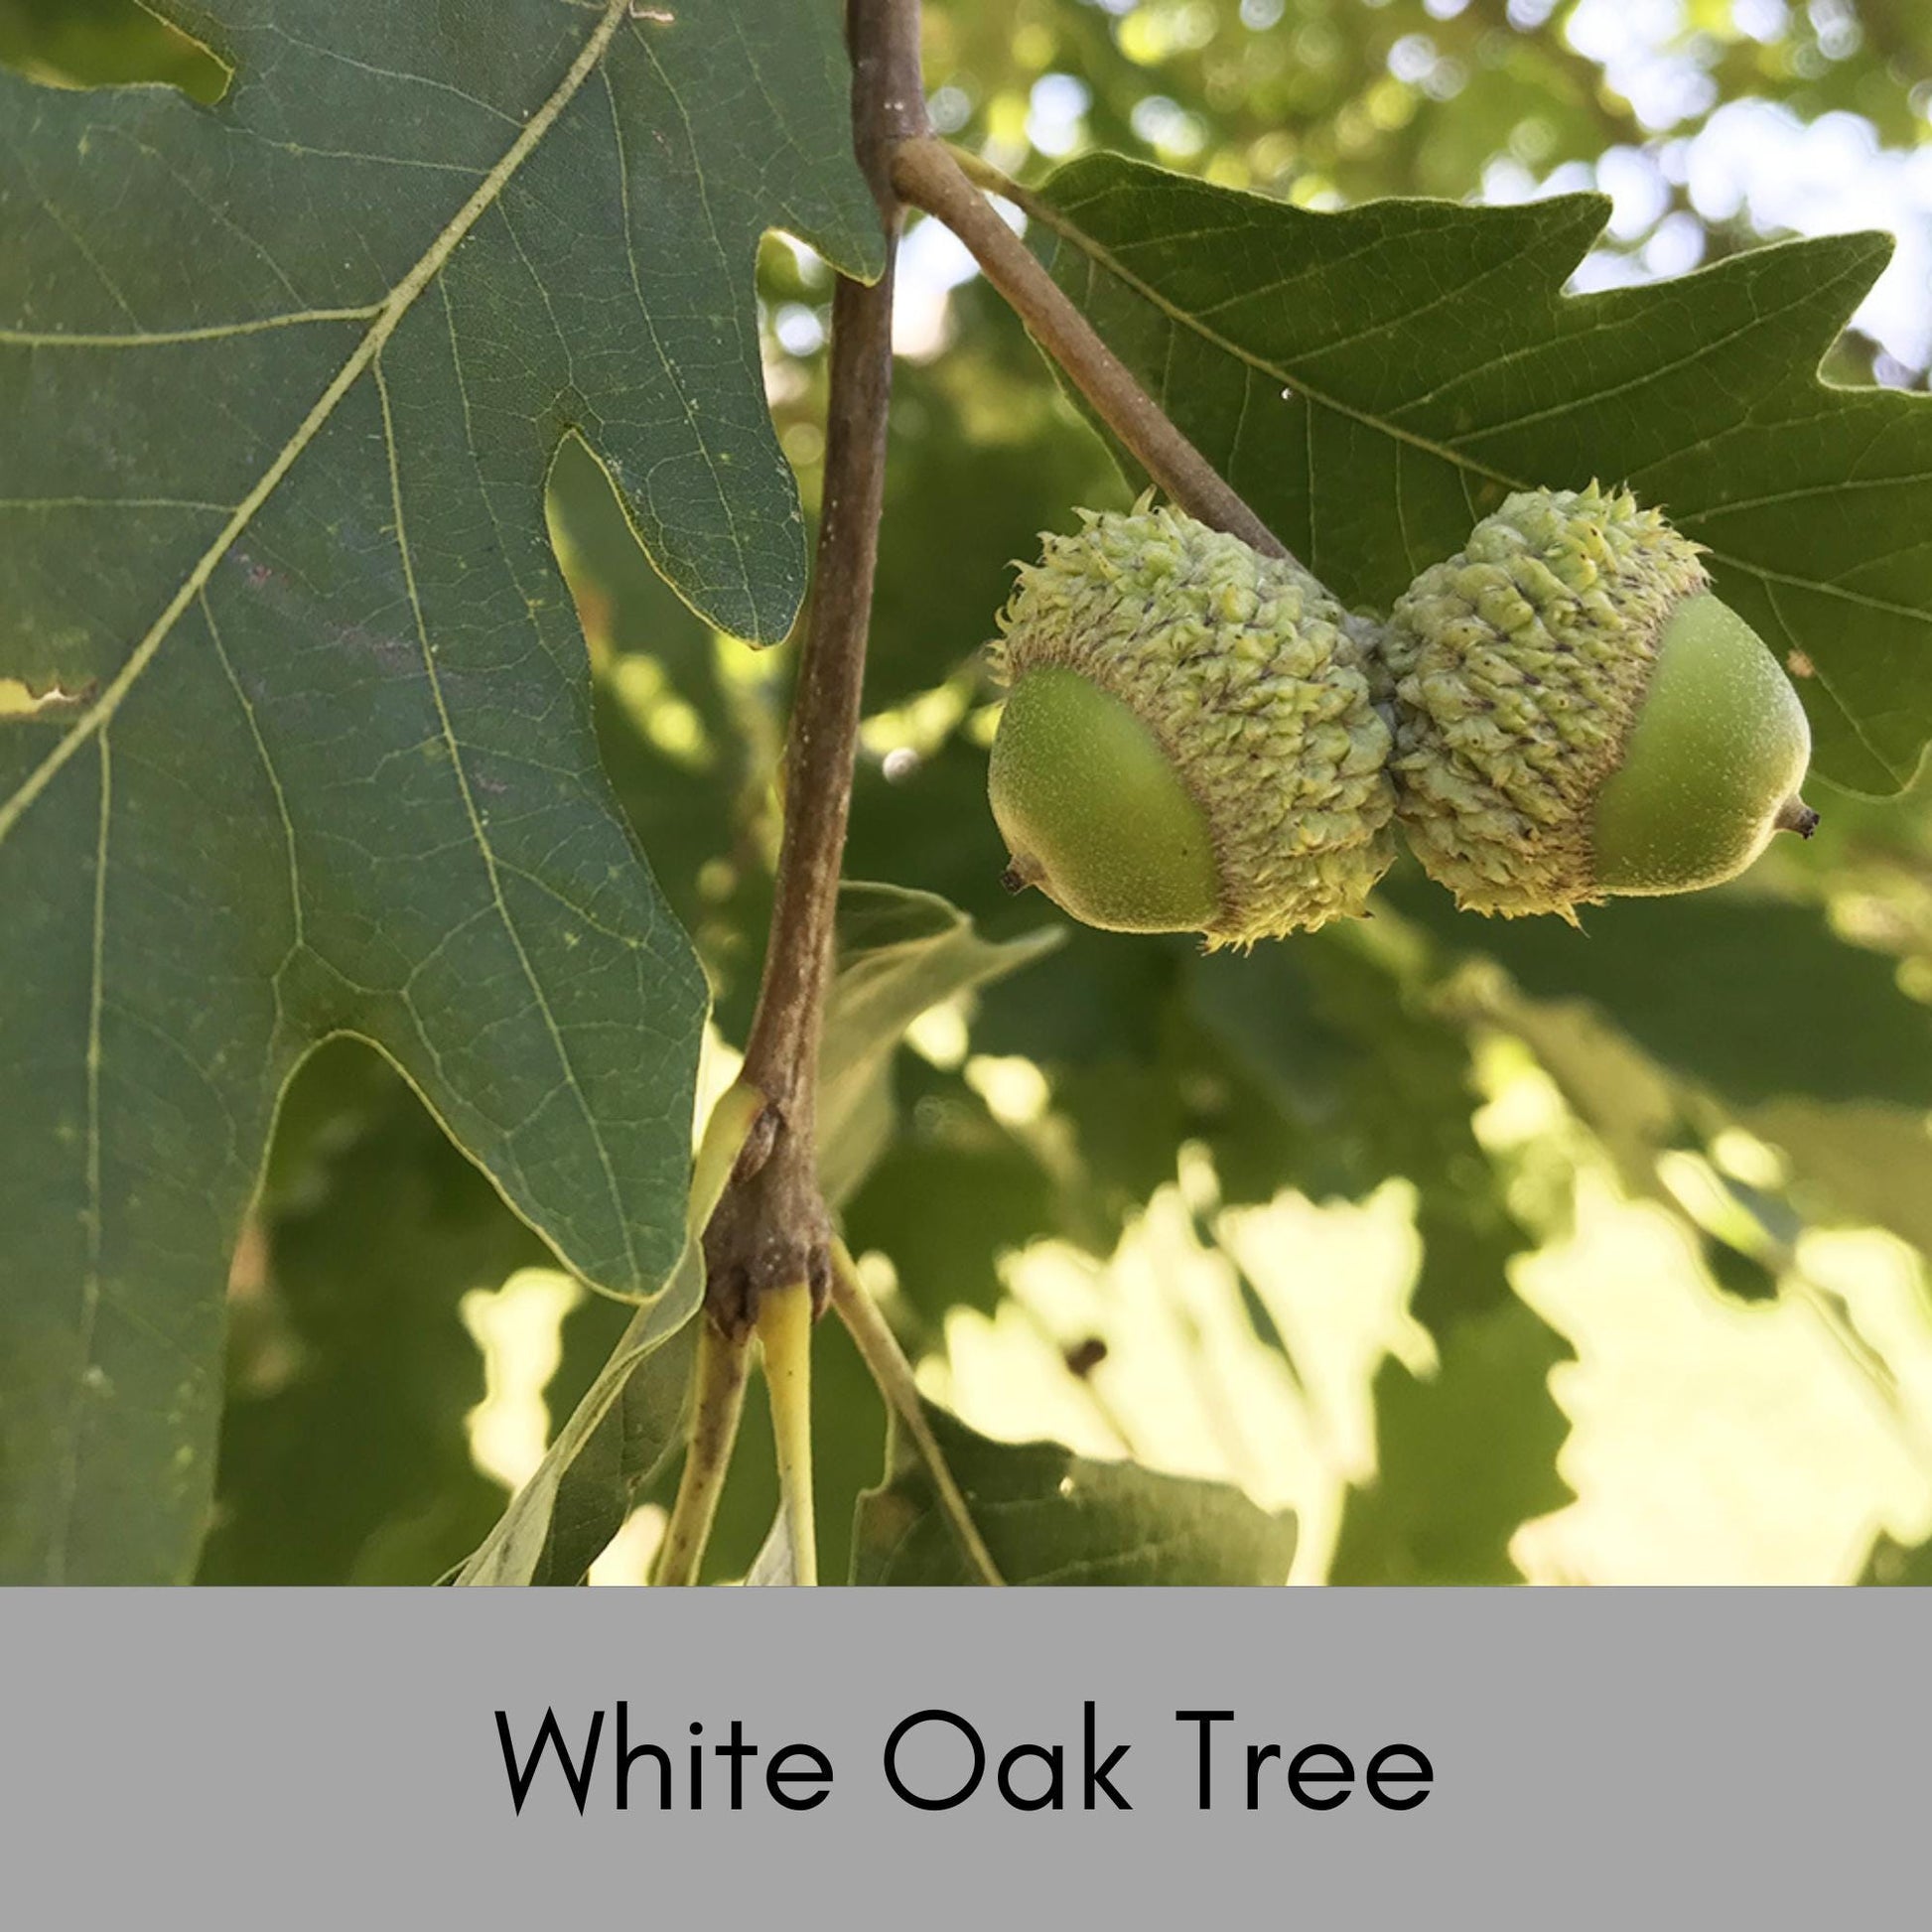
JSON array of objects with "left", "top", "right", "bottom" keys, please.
[
  {"left": 0, "top": 674, "right": 96, "bottom": 720},
  {"left": 0, "top": 0, "right": 229, "bottom": 105}
]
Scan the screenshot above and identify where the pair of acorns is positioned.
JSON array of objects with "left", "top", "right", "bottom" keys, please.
[{"left": 987, "top": 485, "right": 1817, "bottom": 945}]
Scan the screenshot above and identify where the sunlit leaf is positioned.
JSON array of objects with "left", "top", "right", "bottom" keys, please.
[{"left": 818, "top": 882, "right": 1061, "bottom": 1204}]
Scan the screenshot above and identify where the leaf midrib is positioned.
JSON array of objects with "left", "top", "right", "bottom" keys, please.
[{"left": 0, "top": 0, "right": 634, "bottom": 851}]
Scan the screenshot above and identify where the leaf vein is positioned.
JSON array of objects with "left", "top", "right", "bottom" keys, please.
[
  {"left": 374, "top": 352, "right": 641, "bottom": 1288},
  {"left": 0, "top": 0, "right": 636, "bottom": 852}
]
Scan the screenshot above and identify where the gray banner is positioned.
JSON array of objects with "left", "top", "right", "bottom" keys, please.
[{"left": 0, "top": 1589, "right": 1919, "bottom": 1926}]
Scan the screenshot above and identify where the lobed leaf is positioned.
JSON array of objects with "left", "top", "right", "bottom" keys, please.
[
  {"left": 1031, "top": 155, "right": 1932, "bottom": 793},
  {"left": 0, "top": 0, "right": 881, "bottom": 1582}
]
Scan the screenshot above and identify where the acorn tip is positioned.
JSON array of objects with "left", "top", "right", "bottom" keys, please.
[{"left": 1776, "top": 796, "right": 1820, "bottom": 840}]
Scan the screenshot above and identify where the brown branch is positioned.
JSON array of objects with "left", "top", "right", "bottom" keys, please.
[
  {"left": 702, "top": 0, "right": 917, "bottom": 1332},
  {"left": 891, "top": 134, "right": 1289, "bottom": 561}
]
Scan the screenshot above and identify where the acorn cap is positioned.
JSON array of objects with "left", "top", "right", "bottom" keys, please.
[
  {"left": 989, "top": 503, "right": 1396, "bottom": 946},
  {"left": 1382, "top": 484, "right": 1813, "bottom": 919}
]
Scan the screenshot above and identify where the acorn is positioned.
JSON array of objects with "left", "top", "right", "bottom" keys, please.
[
  {"left": 987, "top": 503, "right": 1396, "bottom": 947},
  {"left": 1381, "top": 484, "right": 1816, "bottom": 920}
]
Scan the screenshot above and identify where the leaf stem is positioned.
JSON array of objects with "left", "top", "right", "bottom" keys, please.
[
  {"left": 890, "top": 134, "right": 1290, "bottom": 561},
  {"left": 653, "top": 1318, "right": 752, "bottom": 1587},
  {"left": 756, "top": 1282, "right": 818, "bottom": 1586},
  {"left": 829, "top": 1241, "right": 1006, "bottom": 1587}
]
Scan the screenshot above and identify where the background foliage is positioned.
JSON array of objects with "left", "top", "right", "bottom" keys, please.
[{"left": 5, "top": 0, "right": 1932, "bottom": 1584}]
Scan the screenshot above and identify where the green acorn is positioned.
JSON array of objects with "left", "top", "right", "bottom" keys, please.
[
  {"left": 987, "top": 502, "right": 1396, "bottom": 947},
  {"left": 1382, "top": 484, "right": 1816, "bottom": 920}
]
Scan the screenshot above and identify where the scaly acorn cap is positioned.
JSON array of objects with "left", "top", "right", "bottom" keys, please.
[
  {"left": 988, "top": 502, "right": 1396, "bottom": 947},
  {"left": 1381, "top": 483, "right": 1815, "bottom": 920}
]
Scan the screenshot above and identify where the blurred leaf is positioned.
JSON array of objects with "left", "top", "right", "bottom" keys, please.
[
  {"left": 1860, "top": 1531, "right": 1932, "bottom": 1586},
  {"left": 1044, "top": 1052, "right": 1197, "bottom": 1248},
  {"left": 200, "top": 1041, "right": 547, "bottom": 1584},
  {"left": 743, "top": 1506, "right": 796, "bottom": 1586},
  {"left": 1034, "top": 155, "right": 1932, "bottom": 791},
  {"left": 1748, "top": 1099, "right": 1932, "bottom": 1258},
  {"left": 1328, "top": 1300, "right": 1570, "bottom": 1586},
  {"left": 1701, "top": 1233, "right": 1783, "bottom": 1307},
  {"left": 819, "top": 882, "right": 1061, "bottom": 1204},
  {"left": 0, "top": 0, "right": 226, "bottom": 97},
  {"left": 1393, "top": 879, "right": 1932, "bottom": 1110},
  {"left": 866, "top": 307, "right": 1126, "bottom": 711},
  {"left": 0, "top": 0, "right": 877, "bottom": 1581},
  {"left": 842, "top": 1060, "right": 1058, "bottom": 1321},
  {"left": 1481, "top": 990, "right": 1683, "bottom": 1195},
  {"left": 846, "top": 728, "right": 1014, "bottom": 926},
  {"left": 1190, "top": 931, "right": 1527, "bottom": 1325},
  {"left": 854, "top": 1404, "right": 1297, "bottom": 1586}
]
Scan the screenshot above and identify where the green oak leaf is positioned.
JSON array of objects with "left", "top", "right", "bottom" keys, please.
[
  {"left": 0, "top": 0, "right": 882, "bottom": 1584},
  {"left": 1029, "top": 155, "right": 1932, "bottom": 792},
  {"left": 1387, "top": 875, "right": 1932, "bottom": 1112},
  {"left": 855, "top": 1403, "right": 1299, "bottom": 1586}
]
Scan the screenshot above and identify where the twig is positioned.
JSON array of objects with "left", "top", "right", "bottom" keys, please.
[
  {"left": 756, "top": 1282, "right": 818, "bottom": 1586},
  {"left": 830, "top": 1241, "right": 1006, "bottom": 1587},
  {"left": 700, "top": 0, "right": 915, "bottom": 1329},
  {"left": 654, "top": 1318, "right": 753, "bottom": 1587},
  {"left": 891, "top": 133, "right": 1289, "bottom": 561}
]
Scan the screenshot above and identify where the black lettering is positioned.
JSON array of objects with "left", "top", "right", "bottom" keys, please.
[
  {"left": 715, "top": 1719, "right": 759, "bottom": 1810},
  {"left": 884, "top": 1709, "right": 985, "bottom": 1811},
  {"left": 998, "top": 1742, "right": 1063, "bottom": 1811},
  {"left": 495, "top": 1708, "right": 604, "bottom": 1817},
  {"left": 688, "top": 1723, "right": 703, "bottom": 1811},
  {"left": 616, "top": 1703, "right": 669, "bottom": 1811},
  {"left": 1246, "top": 1741, "right": 1282, "bottom": 1809},
  {"left": 1174, "top": 1711, "right": 1234, "bottom": 1809},
  {"left": 1083, "top": 1701, "right": 1131, "bottom": 1810},
  {"left": 767, "top": 1744, "right": 834, "bottom": 1812},
  {"left": 1288, "top": 1743, "right": 1353, "bottom": 1811},
  {"left": 1366, "top": 1744, "right": 1433, "bottom": 1811}
]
